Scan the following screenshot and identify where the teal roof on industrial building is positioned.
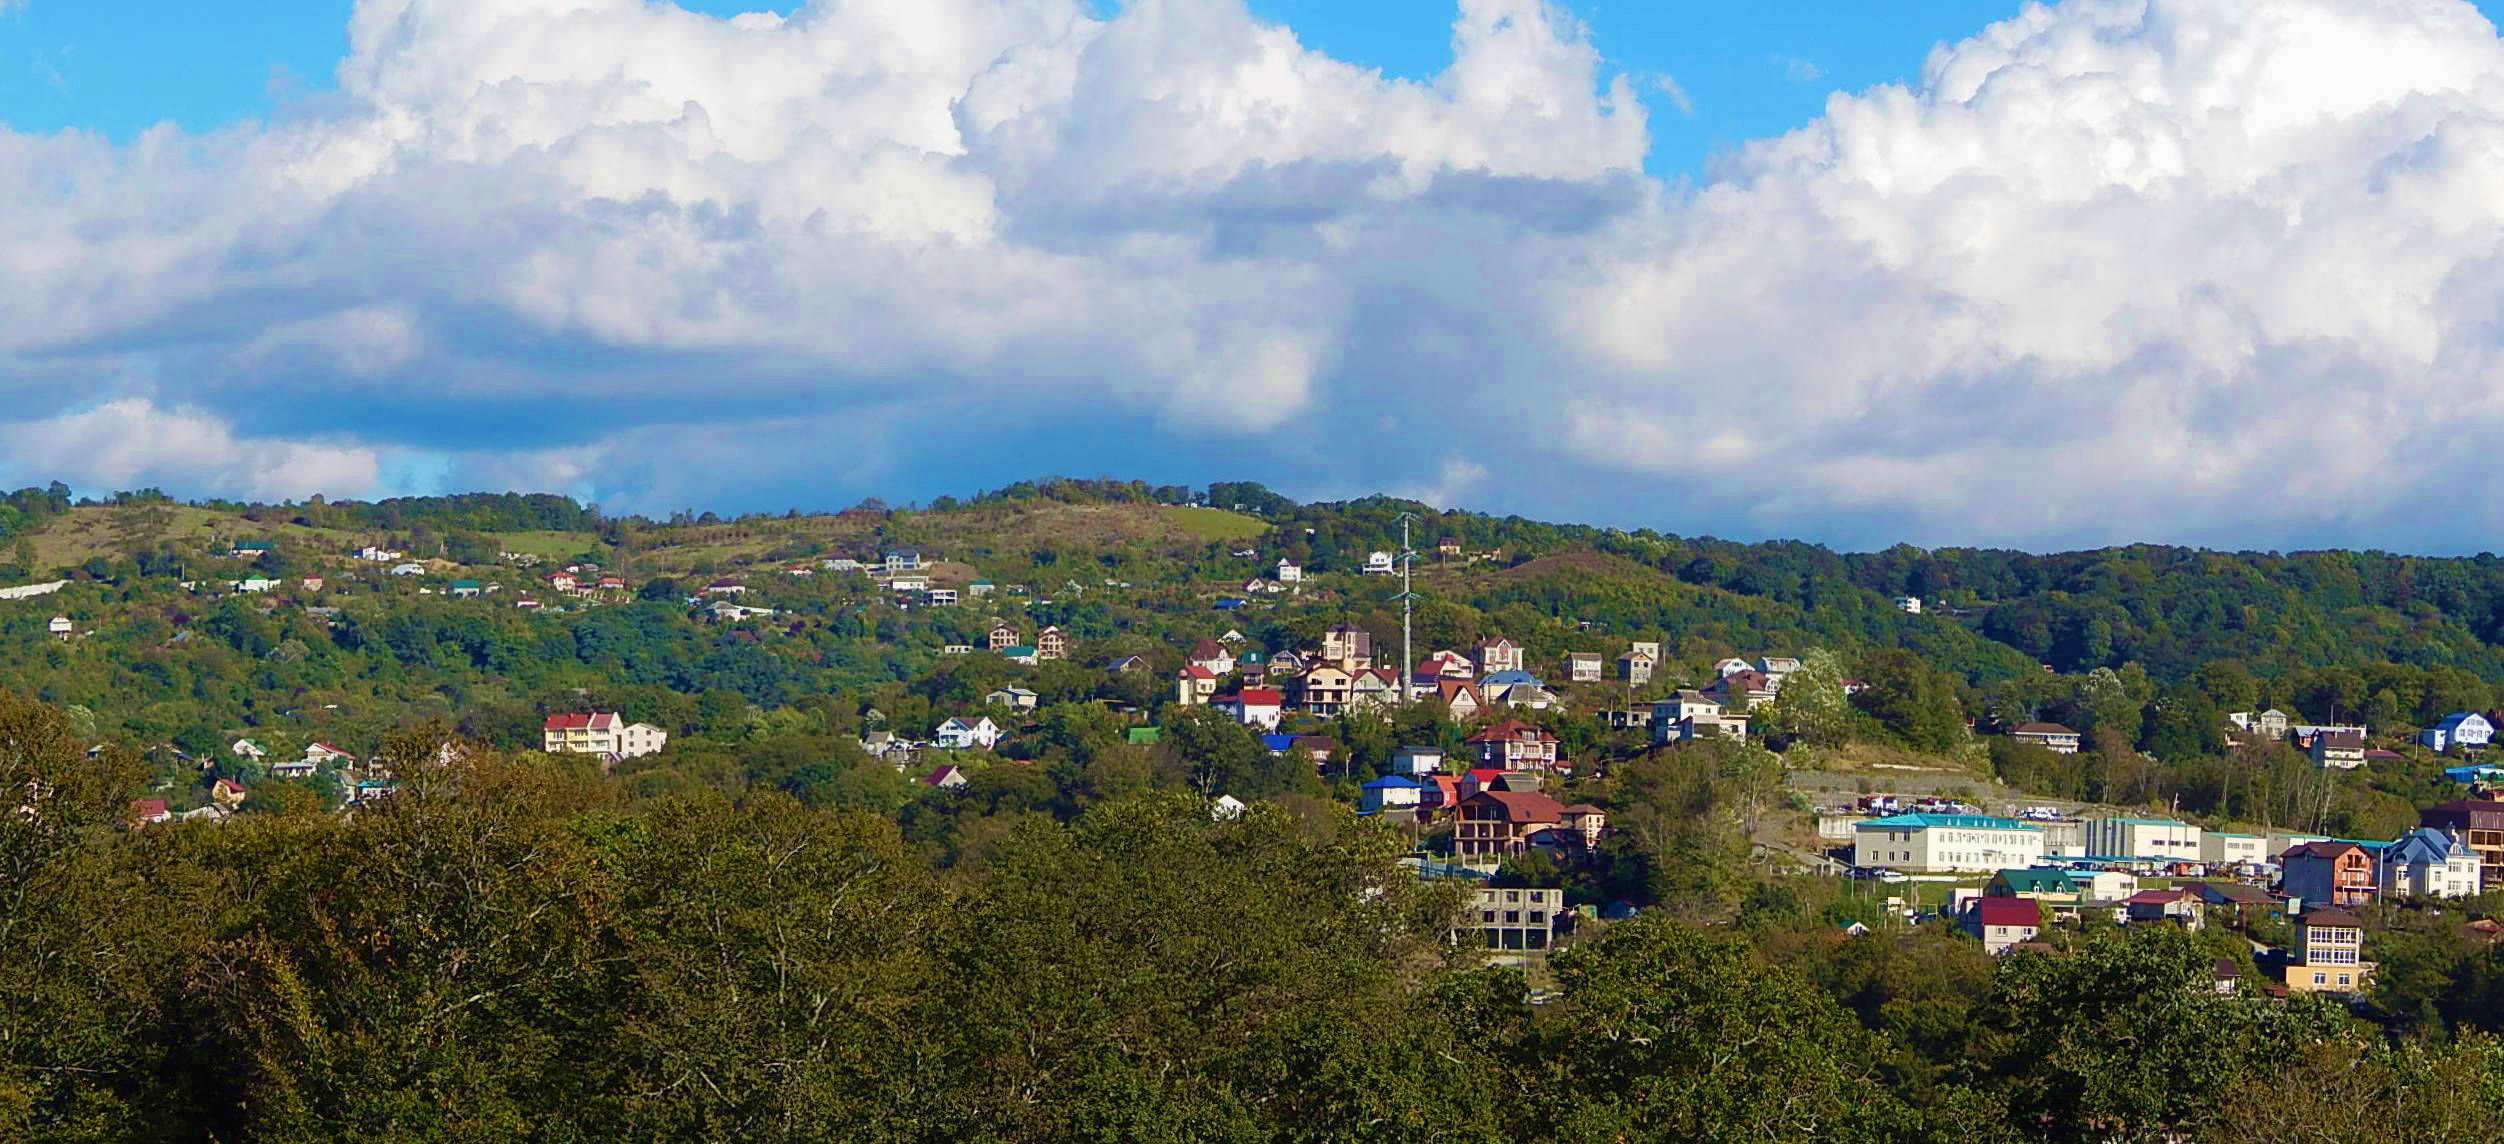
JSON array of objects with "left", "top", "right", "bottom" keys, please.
[{"left": 1857, "top": 813, "right": 2039, "bottom": 831}]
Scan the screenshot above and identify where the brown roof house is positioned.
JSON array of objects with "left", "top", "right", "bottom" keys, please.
[{"left": 1454, "top": 790, "right": 1566, "bottom": 862}]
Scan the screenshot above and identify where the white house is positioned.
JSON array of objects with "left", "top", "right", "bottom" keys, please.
[
  {"left": 2424, "top": 712, "right": 2496, "bottom": 752},
  {"left": 1362, "top": 551, "right": 1396, "bottom": 575},
  {"left": 2200, "top": 832, "right": 2267, "bottom": 868},
  {"left": 1359, "top": 775, "right": 1424, "bottom": 814},
  {"left": 1216, "top": 689, "right": 1285, "bottom": 731},
  {"left": 1895, "top": 596, "right": 1923, "bottom": 614},
  {"left": 2083, "top": 817, "right": 2203, "bottom": 863},
  {"left": 46, "top": 616, "right": 72, "bottom": 639},
  {"left": 1275, "top": 559, "right": 1302, "bottom": 584},
  {"left": 388, "top": 563, "right": 426, "bottom": 576},
  {"left": 230, "top": 739, "right": 267, "bottom": 761},
  {"left": 358, "top": 546, "right": 404, "bottom": 562},
  {"left": 1390, "top": 745, "right": 1447, "bottom": 776},
  {"left": 935, "top": 717, "right": 1002, "bottom": 750},
  {"left": 2379, "top": 827, "right": 2483, "bottom": 899},
  {"left": 1852, "top": 813, "right": 2046, "bottom": 874}
]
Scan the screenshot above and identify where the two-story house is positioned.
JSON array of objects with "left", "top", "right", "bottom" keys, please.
[
  {"left": 1564, "top": 653, "right": 1604, "bottom": 683},
  {"left": 935, "top": 716, "right": 1002, "bottom": 750},
  {"left": 1176, "top": 666, "right": 1219, "bottom": 706},
  {"left": 1467, "top": 719, "right": 1561, "bottom": 772},
  {"left": 1294, "top": 665, "right": 1355, "bottom": 716},
  {"left": 2378, "top": 827, "right": 2483, "bottom": 899},
  {"left": 1187, "top": 639, "right": 1236, "bottom": 676},
  {"left": 1474, "top": 638, "right": 1525, "bottom": 676},
  {"left": 2281, "top": 840, "right": 2377, "bottom": 908},
  {"left": 2310, "top": 731, "right": 2368, "bottom": 769},
  {"left": 1967, "top": 896, "right": 2043, "bottom": 954},
  {"left": 2423, "top": 711, "right": 2496, "bottom": 752}
]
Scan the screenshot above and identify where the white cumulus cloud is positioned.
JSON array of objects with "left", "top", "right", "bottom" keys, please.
[{"left": 4, "top": 0, "right": 2504, "bottom": 550}]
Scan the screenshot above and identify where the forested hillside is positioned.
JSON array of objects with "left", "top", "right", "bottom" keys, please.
[{"left": 9, "top": 694, "right": 2504, "bottom": 1143}]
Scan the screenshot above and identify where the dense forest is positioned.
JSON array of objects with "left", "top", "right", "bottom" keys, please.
[{"left": 11, "top": 693, "right": 2504, "bottom": 1144}]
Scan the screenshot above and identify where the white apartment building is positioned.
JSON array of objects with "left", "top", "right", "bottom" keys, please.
[
  {"left": 2083, "top": 817, "right": 2204, "bottom": 863},
  {"left": 1852, "top": 813, "right": 2046, "bottom": 873}
]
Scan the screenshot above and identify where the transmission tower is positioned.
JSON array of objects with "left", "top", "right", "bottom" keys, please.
[{"left": 1394, "top": 511, "right": 1420, "bottom": 702}]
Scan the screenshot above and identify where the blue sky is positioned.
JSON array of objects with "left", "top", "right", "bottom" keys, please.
[
  {"left": 3, "top": 0, "right": 2057, "bottom": 177},
  {"left": 6, "top": 0, "right": 2504, "bottom": 551}
]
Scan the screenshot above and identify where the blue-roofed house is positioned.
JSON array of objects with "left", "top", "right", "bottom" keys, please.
[
  {"left": 1260, "top": 733, "right": 1297, "bottom": 754},
  {"left": 1360, "top": 774, "right": 1423, "bottom": 814},
  {"left": 2379, "top": 827, "right": 2483, "bottom": 899},
  {"left": 2423, "top": 712, "right": 2496, "bottom": 752}
]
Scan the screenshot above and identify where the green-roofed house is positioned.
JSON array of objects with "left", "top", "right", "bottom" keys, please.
[
  {"left": 968, "top": 580, "right": 996, "bottom": 597},
  {"left": 1987, "top": 868, "right": 2083, "bottom": 901},
  {"left": 227, "top": 540, "right": 273, "bottom": 557},
  {"left": 449, "top": 579, "right": 483, "bottom": 598},
  {"left": 1852, "top": 813, "right": 2047, "bottom": 873},
  {"left": 1126, "top": 727, "right": 1163, "bottom": 746},
  {"left": 1000, "top": 645, "right": 1040, "bottom": 666}
]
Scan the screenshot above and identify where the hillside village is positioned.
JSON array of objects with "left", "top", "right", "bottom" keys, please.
[
  {"left": 23, "top": 480, "right": 2504, "bottom": 1136},
  {"left": 8, "top": 483, "right": 2504, "bottom": 1002}
]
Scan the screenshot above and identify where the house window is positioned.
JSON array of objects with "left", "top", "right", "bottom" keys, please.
[
  {"left": 2313, "top": 973, "right": 2326, "bottom": 985},
  {"left": 2338, "top": 974, "right": 2351, "bottom": 986},
  {"left": 1504, "top": 911, "right": 1520, "bottom": 923},
  {"left": 1529, "top": 911, "right": 1546, "bottom": 923}
]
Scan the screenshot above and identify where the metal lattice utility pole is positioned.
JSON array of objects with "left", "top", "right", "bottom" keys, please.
[{"left": 1395, "top": 511, "right": 1419, "bottom": 702}]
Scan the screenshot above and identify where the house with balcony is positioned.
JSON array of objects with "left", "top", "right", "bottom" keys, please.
[
  {"left": 1454, "top": 790, "right": 1566, "bottom": 861},
  {"left": 1467, "top": 720, "right": 1561, "bottom": 772},
  {"left": 2281, "top": 840, "right": 2377, "bottom": 908},
  {"left": 2008, "top": 722, "right": 2082, "bottom": 754},
  {"left": 2287, "top": 909, "right": 2371, "bottom": 995}
]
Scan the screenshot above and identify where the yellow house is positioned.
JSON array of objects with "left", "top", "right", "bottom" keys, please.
[{"left": 2286, "top": 909, "right": 2372, "bottom": 995}]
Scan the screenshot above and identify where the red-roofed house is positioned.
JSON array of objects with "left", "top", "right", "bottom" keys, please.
[
  {"left": 1176, "top": 666, "right": 1218, "bottom": 706},
  {"left": 211, "top": 778, "right": 248, "bottom": 810},
  {"left": 543, "top": 713, "right": 668, "bottom": 759},
  {"left": 1455, "top": 790, "right": 1567, "bottom": 860},
  {"left": 129, "top": 798, "right": 171, "bottom": 826},
  {"left": 1466, "top": 719, "right": 1562, "bottom": 772},
  {"left": 1966, "top": 897, "right": 2042, "bottom": 954},
  {"left": 1216, "top": 688, "right": 1285, "bottom": 731}
]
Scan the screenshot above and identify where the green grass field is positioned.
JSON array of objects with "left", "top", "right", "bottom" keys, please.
[
  {"left": 493, "top": 530, "right": 607, "bottom": 560},
  {"left": 1161, "top": 506, "right": 1268, "bottom": 542}
]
